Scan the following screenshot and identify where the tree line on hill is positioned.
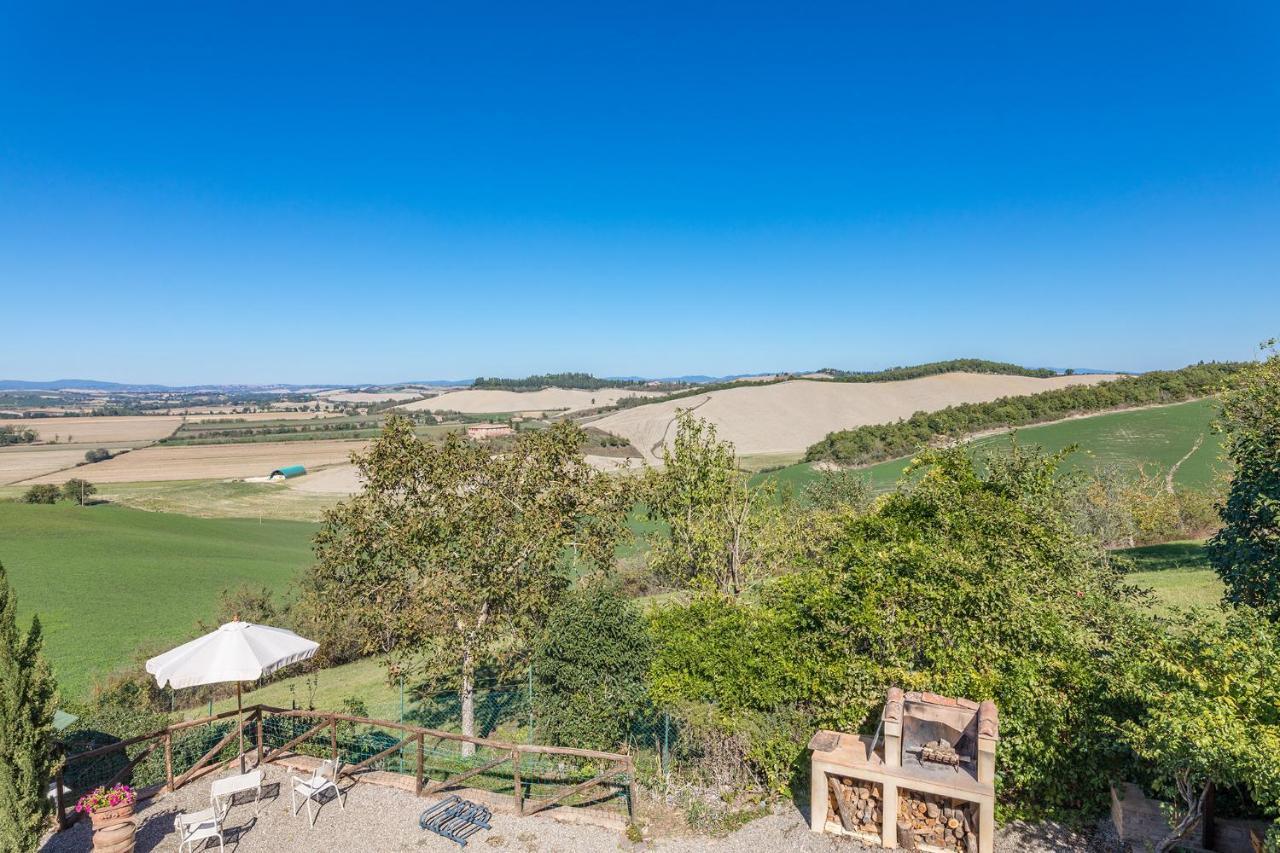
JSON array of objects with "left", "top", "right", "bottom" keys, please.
[
  {"left": 0, "top": 424, "right": 37, "bottom": 445},
  {"left": 4, "top": 347, "right": 1278, "bottom": 851},
  {"left": 473, "top": 372, "right": 652, "bottom": 391},
  {"left": 805, "top": 361, "right": 1243, "bottom": 466},
  {"left": 820, "top": 357, "right": 1057, "bottom": 381}
]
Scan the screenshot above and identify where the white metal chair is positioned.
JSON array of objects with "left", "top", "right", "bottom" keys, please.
[
  {"left": 290, "top": 759, "right": 345, "bottom": 827},
  {"left": 177, "top": 804, "right": 226, "bottom": 852}
]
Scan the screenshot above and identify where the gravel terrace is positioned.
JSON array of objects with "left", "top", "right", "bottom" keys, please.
[{"left": 40, "top": 764, "right": 1108, "bottom": 852}]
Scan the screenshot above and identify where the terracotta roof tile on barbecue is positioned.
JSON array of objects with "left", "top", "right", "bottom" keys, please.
[
  {"left": 884, "top": 687, "right": 904, "bottom": 723},
  {"left": 978, "top": 701, "right": 999, "bottom": 739}
]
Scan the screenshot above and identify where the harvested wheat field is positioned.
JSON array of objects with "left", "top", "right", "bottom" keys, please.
[
  {"left": 320, "top": 391, "right": 423, "bottom": 403},
  {"left": 399, "top": 386, "right": 656, "bottom": 415},
  {"left": 287, "top": 463, "right": 365, "bottom": 494},
  {"left": 592, "top": 372, "right": 1121, "bottom": 463},
  {"left": 19, "top": 414, "right": 185, "bottom": 444},
  {"left": 0, "top": 446, "right": 118, "bottom": 485},
  {"left": 21, "top": 439, "right": 367, "bottom": 484}
]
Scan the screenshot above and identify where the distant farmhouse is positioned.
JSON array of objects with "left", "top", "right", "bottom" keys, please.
[{"left": 465, "top": 424, "right": 514, "bottom": 441}]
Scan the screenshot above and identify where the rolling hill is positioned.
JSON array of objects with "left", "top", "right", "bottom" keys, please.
[{"left": 591, "top": 372, "right": 1121, "bottom": 465}]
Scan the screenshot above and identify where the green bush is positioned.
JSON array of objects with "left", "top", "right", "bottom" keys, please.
[
  {"left": 1111, "top": 608, "right": 1280, "bottom": 849},
  {"left": 20, "top": 484, "right": 59, "bottom": 504},
  {"left": 1209, "top": 343, "right": 1280, "bottom": 614},
  {"left": 532, "top": 579, "right": 652, "bottom": 751},
  {"left": 649, "top": 445, "right": 1155, "bottom": 816}
]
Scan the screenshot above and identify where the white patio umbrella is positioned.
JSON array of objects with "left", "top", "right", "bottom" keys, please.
[{"left": 146, "top": 621, "right": 319, "bottom": 772}]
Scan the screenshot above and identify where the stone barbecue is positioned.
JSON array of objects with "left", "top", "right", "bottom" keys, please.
[{"left": 809, "top": 688, "right": 998, "bottom": 853}]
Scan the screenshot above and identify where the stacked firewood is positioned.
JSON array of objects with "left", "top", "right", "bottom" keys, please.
[
  {"left": 896, "top": 792, "right": 978, "bottom": 853},
  {"left": 825, "top": 775, "right": 881, "bottom": 836}
]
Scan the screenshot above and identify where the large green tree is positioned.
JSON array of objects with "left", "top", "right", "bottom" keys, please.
[
  {"left": 305, "top": 416, "right": 630, "bottom": 752},
  {"left": 644, "top": 412, "right": 800, "bottom": 597},
  {"left": 61, "top": 479, "right": 96, "bottom": 506},
  {"left": 0, "top": 560, "right": 59, "bottom": 853},
  {"left": 1209, "top": 342, "right": 1280, "bottom": 614}
]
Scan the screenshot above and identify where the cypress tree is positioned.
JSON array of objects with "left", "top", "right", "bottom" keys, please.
[{"left": 0, "top": 560, "right": 59, "bottom": 853}]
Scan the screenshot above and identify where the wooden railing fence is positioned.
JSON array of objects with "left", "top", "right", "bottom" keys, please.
[{"left": 54, "top": 704, "right": 636, "bottom": 830}]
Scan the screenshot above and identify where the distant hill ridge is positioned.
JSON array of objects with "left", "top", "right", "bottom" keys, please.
[{"left": 0, "top": 360, "right": 1120, "bottom": 394}]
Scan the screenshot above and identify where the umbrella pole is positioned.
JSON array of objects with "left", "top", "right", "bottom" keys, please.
[{"left": 238, "top": 681, "right": 245, "bottom": 773}]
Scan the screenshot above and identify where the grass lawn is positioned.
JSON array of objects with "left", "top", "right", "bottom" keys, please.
[
  {"left": 0, "top": 502, "right": 317, "bottom": 698},
  {"left": 1115, "top": 540, "right": 1225, "bottom": 613}
]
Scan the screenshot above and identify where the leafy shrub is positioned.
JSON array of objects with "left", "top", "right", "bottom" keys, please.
[
  {"left": 61, "top": 695, "right": 171, "bottom": 792},
  {"left": 665, "top": 700, "right": 813, "bottom": 796},
  {"left": 1111, "top": 608, "right": 1280, "bottom": 849},
  {"left": 20, "top": 484, "right": 59, "bottom": 504},
  {"left": 1209, "top": 342, "right": 1280, "bottom": 614},
  {"left": 649, "top": 445, "right": 1155, "bottom": 816},
  {"left": 84, "top": 448, "right": 112, "bottom": 464},
  {"left": 532, "top": 578, "right": 652, "bottom": 751},
  {"left": 802, "top": 467, "right": 872, "bottom": 512},
  {"left": 1066, "top": 467, "right": 1221, "bottom": 548}
]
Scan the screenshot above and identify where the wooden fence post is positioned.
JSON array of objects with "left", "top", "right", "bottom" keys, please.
[
  {"left": 164, "top": 732, "right": 174, "bottom": 790},
  {"left": 416, "top": 733, "right": 425, "bottom": 797},
  {"left": 511, "top": 749, "right": 523, "bottom": 816},
  {"left": 54, "top": 768, "right": 66, "bottom": 828},
  {"left": 330, "top": 715, "right": 338, "bottom": 764},
  {"left": 627, "top": 757, "right": 639, "bottom": 823},
  {"left": 256, "top": 712, "right": 264, "bottom": 767}
]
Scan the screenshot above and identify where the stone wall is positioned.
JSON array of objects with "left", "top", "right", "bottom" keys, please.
[{"left": 1110, "top": 783, "right": 1269, "bottom": 853}]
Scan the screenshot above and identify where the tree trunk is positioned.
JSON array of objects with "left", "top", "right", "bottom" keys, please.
[
  {"left": 460, "top": 642, "right": 476, "bottom": 757},
  {"left": 1155, "top": 776, "right": 1211, "bottom": 853}
]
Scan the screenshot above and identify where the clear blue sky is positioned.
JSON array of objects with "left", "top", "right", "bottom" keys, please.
[{"left": 2, "top": 2, "right": 1277, "bottom": 384}]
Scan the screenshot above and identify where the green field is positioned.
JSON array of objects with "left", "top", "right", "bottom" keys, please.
[
  {"left": 0, "top": 503, "right": 317, "bottom": 698},
  {"left": 758, "top": 399, "right": 1225, "bottom": 497},
  {"left": 967, "top": 399, "right": 1224, "bottom": 488},
  {"left": 1116, "top": 540, "right": 1224, "bottom": 613}
]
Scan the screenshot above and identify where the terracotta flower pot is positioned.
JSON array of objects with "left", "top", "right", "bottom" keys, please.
[{"left": 89, "top": 803, "right": 136, "bottom": 853}]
